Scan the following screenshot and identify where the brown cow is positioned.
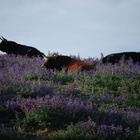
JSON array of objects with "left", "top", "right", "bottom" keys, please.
[
  {"left": 42, "top": 55, "right": 96, "bottom": 73},
  {"left": 66, "top": 61, "right": 96, "bottom": 73}
]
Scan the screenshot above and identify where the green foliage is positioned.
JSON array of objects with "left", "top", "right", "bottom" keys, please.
[
  {"left": 1, "top": 55, "right": 140, "bottom": 140},
  {"left": 18, "top": 107, "right": 68, "bottom": 131},
  {"left": 49, "top": 123, "right": 87, "bottom": 140},
  {"left": 35, "top": 107, "right": 68, "bottom": 129},
  {"left": 24, "top": 73, "right": 38, "bottom": 81},
  {"left": 11, "top": 86, "right": 36, "bottom": 98},
  {"left": 53, "top": 71, "right": 74, "bottom": 85},
  {"left": 76, "top": 74, "right": 126, "bottom": 96},
  {"left": 19, "top": 111, "right": 40, "bottom": 131},
  {"left": 0, "top": 105, "right": 16, "bottom": 126}
]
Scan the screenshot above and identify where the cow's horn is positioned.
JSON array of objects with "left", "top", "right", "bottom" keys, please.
[
  {"left": 1, "top": 36, "right": 7, "bottom": 41},
  {"left": 0, "top": 36, "right": 3, "bottom": 40}
]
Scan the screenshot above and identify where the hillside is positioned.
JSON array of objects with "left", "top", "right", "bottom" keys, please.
[{"left": 0, "top": 54, "right": 140, "bottom": 140}]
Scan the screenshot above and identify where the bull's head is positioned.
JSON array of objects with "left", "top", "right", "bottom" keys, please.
[
  {"left": 41, "top": 56, "right": 63, "bottom": 70},
  {"left": 0, "top": 36, "right": 11, "bottom": 52},
  {"left": 0, "top": 36, "right": 7, "bottom": 52},
  {"left": 41, "top": 56, "right": 55, "bottom": 68}
]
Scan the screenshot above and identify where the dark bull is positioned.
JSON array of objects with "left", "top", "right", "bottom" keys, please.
[
  {"left": 0, "top": 36, "right": 46, "bottom": 58},
  {"left": 102, "top": 52, "right": 140, "bottom": 64}
]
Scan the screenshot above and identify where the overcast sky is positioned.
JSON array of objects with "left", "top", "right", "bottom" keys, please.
[{"left": 0, "top": 0, "right": 140, "bottom": 58}]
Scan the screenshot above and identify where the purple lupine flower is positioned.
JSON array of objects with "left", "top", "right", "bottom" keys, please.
[{"left": 98, "top": 124, "right": 123, "bottom": 136}]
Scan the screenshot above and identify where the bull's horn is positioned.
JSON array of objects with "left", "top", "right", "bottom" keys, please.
[
  {"left": 1, "top": 36, "right": 7, "bottom": 41},
  {"left": 43, "top": 56, "right": 49, "bottom": 60},
  {"left": 0, "top": 36, "right": 3, "bottom": 40},
  {"left": 43, "top": 57, "right": 48, "bottom": 60},
  {"left": 46, "top": 56, "right": 50, "bottom": 58}
]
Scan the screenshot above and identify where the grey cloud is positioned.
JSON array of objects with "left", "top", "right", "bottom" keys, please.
[{"left": 0, "top": 0, "right": 140, "bottom": 58}]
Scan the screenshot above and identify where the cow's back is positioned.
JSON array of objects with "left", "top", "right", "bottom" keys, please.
[{"left": 102, "top": 52, "right": 140, "bottom": 64}]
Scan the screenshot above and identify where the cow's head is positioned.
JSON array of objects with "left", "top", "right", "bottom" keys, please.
[
  {"left": 41, "top": 56, "right": 59, "bottom": 69},
  {"left": 41, "top": 55, "right": 73, "bottom": 70},
  {"left": 0, "top": 36, "right": 8, "bottom": 51},
  {"left": 0, "top": 36, "right": 17, "bottom": 52}
]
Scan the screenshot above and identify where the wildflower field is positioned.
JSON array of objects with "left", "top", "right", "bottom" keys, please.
[{"left": 0, "top": 54, "right": 140, "bottom": 140}]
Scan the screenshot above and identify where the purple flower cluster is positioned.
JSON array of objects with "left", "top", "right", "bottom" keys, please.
[
  {"left": 0, "top": 54, "right": 140, "bottom": 139},
  {"left": 5, "top": 94, "right": 140, "bottom": 130},
  {"left": 83, "top": 119, "right": 124, "bottom": 136}
]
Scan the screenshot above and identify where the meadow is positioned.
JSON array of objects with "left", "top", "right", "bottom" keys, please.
[{"left": 0, "top": 54, "right": 140, "bottom": 140}]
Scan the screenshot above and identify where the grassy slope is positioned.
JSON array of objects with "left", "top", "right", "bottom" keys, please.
[{"left": 0, "top": 54, "right": 140, "bottom": 140}]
